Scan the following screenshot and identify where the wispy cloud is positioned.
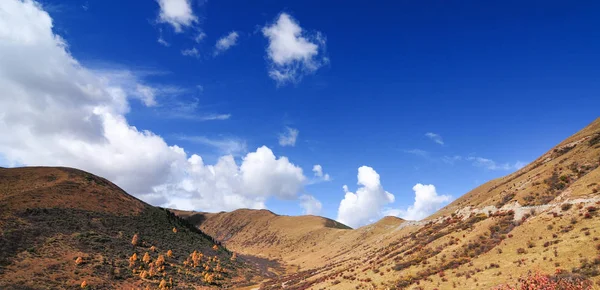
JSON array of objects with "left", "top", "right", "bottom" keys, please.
[
  {"left": 214, "top": 31, "right": 239, "bottom": 55},
  {"left": 278, "top": 127, "right": 299, "bottom": 147},
  {"left": 154, "top": 97, "right": 231, "bottom": 121},
  {"left": 467, "top": 156, "right": 525, "bottom": 171},
  {"left": 425, "top": 132, "right": 444, "bottom": 145},
  {"left": 181, "top": 47, "right": 200, "bottom": 58},
  {"left": 92, "top": 68, "right": 185, "bottom": 107},
  {"left": 176, "top": 135, "right": 247, "bottom": 156},
  {"left": 441, "top": 155, "right": 462, "bottom": 164},
  {"left": 403, "top": 149, "right": 430, "bottom": 158},
  {"left": 157, "top": 28, "right": 170, "bottom": 47},
  {"left": 307, "top": 164, "right": 331, "bottom": 184},
  {"left": 194, "top": 32, "right": 207, "bottom": 43}
]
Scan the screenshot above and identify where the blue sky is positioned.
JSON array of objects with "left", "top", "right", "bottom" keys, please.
[{"left": 2, "top": 0, "right": 599, "bottom": 227}]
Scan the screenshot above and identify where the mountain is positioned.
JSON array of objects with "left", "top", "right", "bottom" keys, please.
[
  {"left": 1, "top": 118, "right": 599, "bottom": 289},
  {"left": 0, "top": 167, "right": 266, "bottom": 289},
  {"left": 178, "top": 117, "right": 600, "bottom": 289}
]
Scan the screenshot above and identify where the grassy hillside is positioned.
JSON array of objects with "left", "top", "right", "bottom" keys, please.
[
  {"left": 0, "top": 167, "right": 265, "bottom": 289},
  {"left": 179, "top": 117, "right": 600, "bottom": 290}
]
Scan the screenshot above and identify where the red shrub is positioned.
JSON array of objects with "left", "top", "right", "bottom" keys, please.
[{"left": 492, "top": 272, "right": 592, "bottom": 290}]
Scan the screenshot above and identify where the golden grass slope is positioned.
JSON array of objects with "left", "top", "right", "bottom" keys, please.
[{"left": 179, "top": 117, "right": 600, "bottom": 290}]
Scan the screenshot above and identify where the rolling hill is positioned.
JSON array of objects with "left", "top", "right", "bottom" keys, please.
[
  {"left": 178, "top": 117, "right": 600, "bottom": 289},
  {"left": 0, "top": 167, "right": 266, "bottom": 289},
  {"left": 1, "top": 117, "right": 599, "bottom": 289}
]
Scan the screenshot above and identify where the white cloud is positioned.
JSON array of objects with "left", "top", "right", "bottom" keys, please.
[
  {"left": 312, "top": 164, "right": 331, "bottom": 181},
  {"left": 441, "top": 155, "right": 462, "bottom": 164},
  {"left": 194, "top": 32, "right": 207, "bottom": 43},
  {"left": 159, "top": 146, "right": 306, "bottom": 211},
  {"left": 336, "top": 166, "right": 395, "bottom": 228},
  {"left": 514, "top": 161, "right": 527, "bottom": 170},
  {"left": 197, "top": 113, "right": 231, "bottom": 121},
  {"left": 0, "top": 0, "right": 309, "bottom": 213},
  {"left": 156, "top": 0, "right": 197, "bottom": 32},
  {"left": 387, "top": 184, "right": 451, "bottom": 221},
  {"left": 240, "top": 146, "right": 306, "bottom": 200},
  {"left": 135, "top": 84, "right": 158, "bottom": 106},
  {"left": 214, "top": 31, "right": 239, "bottom": 55},
  {"left": 158, "top": 35, "right": 170, "bottom": 47},
  {"left": 92, "top": 68, "right": 183, "bottom": 107},
  {"left": 152, "top": 96, "right": 231, "bottom": 121},
  {"left": 278, "top": 127, "right": 299, "bottom": 147},
  {"left": 467, "top": 156, "right": 524, "bottom": 171},
  {"left": 262, "top": 13, "right": 328, "bottom": 85},
  {"left": 299, "top": 194, "right": 322, "bottom": 215},
  {"left": 176, "top": 135, "right": 247, "bottom": 156},
  {"left": 425, "top": 132, "right": 444, "bottom": 145},
  {"left": 181, "top": 47, "right": 199, "bottom": 58}
]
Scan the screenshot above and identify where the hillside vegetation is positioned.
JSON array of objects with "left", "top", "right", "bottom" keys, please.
[
  {"left": 0, "top": 167, "right": 266, "bottom": 289},
  {"left": 1, "top": 118, "right": 599, "bottom": 289},
  {"left": 180, "top": 118, "right": 600, "bottom": 290}
]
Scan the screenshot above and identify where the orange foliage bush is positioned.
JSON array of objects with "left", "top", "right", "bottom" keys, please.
[
  {"left": 129, "top": 253, "right": 138, "bottom": 268},
  {"left": 167, "top": 249, "right": 173, "bottom": 258},
  {"left": 159, "top": 279, "right": 168, "bottom": 289},
  {"left": 191, "top": 250, "right": 202, "bottom": 267},
  {"left": 143, "top": 252, "right": 151, "bottom": 264},
  {"left": 131, "top": 233, "right": 139, "bottom": 247},
  {"left": 204, "top": 273, "right": 215, "bottom": 284},
  {"left": 156, "top": 254, "right": 165, "bottom": 267}
]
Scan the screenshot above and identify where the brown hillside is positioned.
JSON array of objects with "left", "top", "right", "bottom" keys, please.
[
  {"left": 0, "top": 167, "right": 266, "bottom": 289},
  {"left": 178, "top": 117, "right": 600, "bottom": 290}
]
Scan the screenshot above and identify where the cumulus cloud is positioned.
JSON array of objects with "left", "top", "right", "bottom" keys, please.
[
  {"left": 278, "top": 127, "right": 299, "bottom": 147},
  {"left": 337, "top": 166, "right": 395, "bottom": 228},
  {"left": 240, "top": 147, "right": 306, "bottom": 199},
  {"left": 156, "top": 0, "right": 197, "bottom": 32},
  {"left": 262, "top": 13, "right": 328, "bottom": 85},
  {"left": 214, "top": 31, "right": 239, "bottom": 55},
  {"left": 299, "top": 194, "right": 322, "bottom": 215},
  {"left": 312, "top": 164, "right": 331, "bottom": 182},
  {"left": 158, "top": 146, "right": 306, "bottom": 211},
  {"left": 387, "top": 184, "right": 451, "bottom": 221},
  {"left": 0, "top": 0, "right": 309, "bottom": 213},
  {"left": 425, "top": 132, "right": 444, "bottom": 145}
]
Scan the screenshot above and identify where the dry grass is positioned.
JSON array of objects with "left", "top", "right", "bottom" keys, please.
[{"left": 179, "top": 117, "right": 600, "bottom": 290}]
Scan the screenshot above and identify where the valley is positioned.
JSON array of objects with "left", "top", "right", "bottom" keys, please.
[{"left": 1, "top": 118, "right": 599, "bottom": 289}]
